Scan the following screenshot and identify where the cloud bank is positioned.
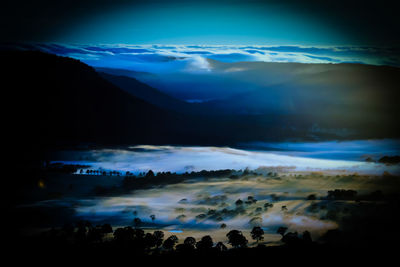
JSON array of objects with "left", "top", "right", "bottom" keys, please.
[
  {"left": 53, "top": 144, "right": 400, "bottom": 175},
  {"left": 7, "top": 43, "right": 400, "bottom": 74}
]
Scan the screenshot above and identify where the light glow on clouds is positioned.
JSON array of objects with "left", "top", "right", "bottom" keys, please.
[{"left": 186, "top": 55, "right": 212, "bottom": 72}]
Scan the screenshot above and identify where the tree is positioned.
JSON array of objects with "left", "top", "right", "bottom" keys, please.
[
  {"left": 75, "top": 220, "right": 92, "bottom": 243},
  {"left": 87, "top": 227, "right": 104, "bottom": 243},
  {"left": 132, "top": 228, "right": 145, "bottom": 240},
  {"left": 226, "top": 230, "right": 248, "bottom": 248},
  {"left": 176, "top": 237, "right": 196, "bottom": 253},
  {"left": 215, "top": 242, "right": 228, "bottom": 252},
  {"left": 302, "top": 230, "right": 312, "bottom": 243},
  {"left": 183, "top": 236, "right": 196, "bottom": 249},
  {"left": 307, "top": 194, "right": 317, "bottom": 200},
  {"left": 101, "top": 224, "right": 113, "bottom": 234},
  {"left": 235, "top": 199, "right": 243, "bottom": 206},
  {"left": 113, "top": 226, "right": 135, "bottom": 243},
  {"left": 282, "top": 232, "right": 301, "bottom": 246},
  {"left": 146, "top": 170, "right": 155, "bottom": 178},
  {"left": 264, "top": 202, "right": 273, "bottom": 211},
  {"left": 163, "top": 235, "right": 178, "bottom": 251},
  {"left": 246, "top": 196, "right": 257, "bottom": 204},
  {"left": 277, "top": 226, "right": 288, "bottom": 237},
  {"left": 251, "top": 226, "right": 264, "bottom": 243},
  {"left": 196, "top": 235, "right": 214, "bottom": 251},
  {"left": 153, "top": 230, "right": 164, "bottom": 248},
  {"left": 144, "top": 232, "right": 157, "bottom": 249},
  {"left": 133, "top": 218, "right": 142, "bottom": 228}
]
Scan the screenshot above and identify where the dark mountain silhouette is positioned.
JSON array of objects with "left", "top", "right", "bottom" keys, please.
[
  {"left": 2, "top": 50, "right": 189, "bottom": 151},
  {"left": 95, "top": 67, "right": 155, "bottom": 79},
  {"left": 98, "top": 72, "right": 216, "bottom": 115},
  {"left": 2, "top": 50, "right": 286, "bottom": 159}
]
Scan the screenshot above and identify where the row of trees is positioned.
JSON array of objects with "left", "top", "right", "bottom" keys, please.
[
  {"left": 78, "top": 168, "right": 265, "bottom": 179},
  {"left": 40, "top": 220, "right": 313, "bottom": 254}
]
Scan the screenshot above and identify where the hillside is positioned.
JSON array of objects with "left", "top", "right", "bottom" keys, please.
[
  {"left": 1, "top": 51, "right": 279, "bottom": 156},
  {"left": 98, "top": 72, "right": 216, "bottom": 115},
  {"left": 2, "top": 51, "right": 187, "bottom": 150}
]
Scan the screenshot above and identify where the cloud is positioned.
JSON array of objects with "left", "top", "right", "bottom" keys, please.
[
  {"left": 185, "top": 56, "right": 212, "bottom": 72},
  {"left": 15, "top": 43, "right": 399, "bottom": 74}
]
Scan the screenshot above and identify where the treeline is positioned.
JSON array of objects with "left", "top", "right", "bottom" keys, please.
[
  {"left": 365, "top": 155, "right": 400, "bottom": 165},
  {"left": 30, "top": 220, "right": 315, "bottom": 256},
  {"left": 310, "top": 189, "right": 387, "bottom": 201}
]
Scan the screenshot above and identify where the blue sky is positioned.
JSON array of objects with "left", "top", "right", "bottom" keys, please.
[
  {"left": 3, "top": 1, "right": 398, "bottom": 47},
  {"left": 57, "top": 3, "right": 347, "bottom": 46}
]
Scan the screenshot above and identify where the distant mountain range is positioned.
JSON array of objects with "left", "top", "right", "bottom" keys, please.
[{"left": 99, "top": 59, "right": 400, "bottom": 140}]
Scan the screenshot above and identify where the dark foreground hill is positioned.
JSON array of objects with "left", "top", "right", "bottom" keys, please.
[
  {"left": 2, "top": 51, "right": 200, "bottom": 156},
  {"left": 98, "top": 72, "right": 214, "bottom": 115}
]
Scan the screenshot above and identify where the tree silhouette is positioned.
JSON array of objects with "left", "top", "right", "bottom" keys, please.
[
  {"left": 251, "top": 226, "right": 264, "bottom": 243},
  {"left": 176, "top": 236, "right": 196, "bottom": 253},
  {"left": 277, "top": 226, "right": 288, "bottom": 237},
  {"left": 307, "top": 194, "right": 317, "bottom": 200},
  {"left": 235, "top": 199, "right": 243, "bottom": 206},
  {"left": 282, "top": 232, "right": 301, "bottom": 246},
  {"left": 226, "top": 230, "right": 248, "bottom": 248},
  {"left": 144, "top": 232, "right": 157, "bottom": 249},
  {"left": 264, "top": 202, "right": 273, "bottom": 211},
  {"left": 113, "top": 226, "right": 135, "bottom": 243},
  {"left": 163, "top": 235, "right": 178, "bottom": 251},
  {"left": 75, "top": 220, "right": 92, "bottom": 243},
  {"left": 196, "top": 235, "right": 214, "bottom": 251},
  {"left": 146, "top": 170, "right": 155, "bottom": 178},
  {"left": 153, "top": 230, "right": 164, "bottom": 248},
  {"left": 184, "top": 236, "right": 196, "bottom": 249},
  {"left": 302, "top": 230, "right": 312, "bottom": 243},
  {"left": 101, "top": 223, "right": 113, "bottom": 234},
  {"left": 133, "top": 218, "right": 142, "bottom": 228},
  {"left": 215, "top": 242, "right": 228, "bottom": 252}
]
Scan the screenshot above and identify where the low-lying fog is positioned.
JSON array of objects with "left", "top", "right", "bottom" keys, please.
[{"left": 53, "top": 139, "right": 400, "bottom": 175}]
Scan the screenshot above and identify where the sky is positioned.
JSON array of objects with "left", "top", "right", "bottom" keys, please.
[{"left": 2, "top": 0, "right": 399, "bottom": 47}]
